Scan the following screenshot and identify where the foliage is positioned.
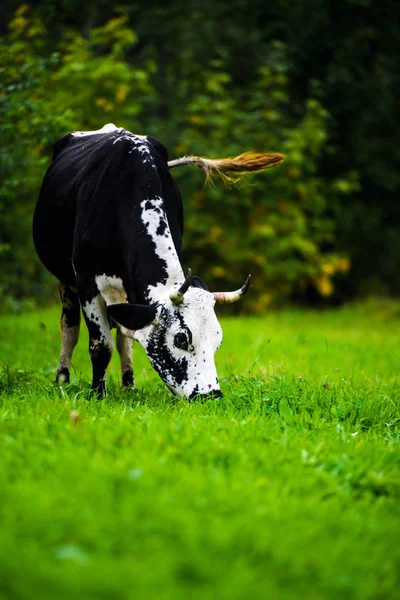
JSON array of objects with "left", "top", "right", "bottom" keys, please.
[
  {"left": 0, "top": 5, "right": 155, "bottom": 310},
  {"left": 0, "top": 1, "right": 399, "bottom": 311},
  {"left": 0, "top": 304, "right": 400, "bottom": 598},
  {"left": 172, "top": 56, "right": 355, "bottom": 310}
]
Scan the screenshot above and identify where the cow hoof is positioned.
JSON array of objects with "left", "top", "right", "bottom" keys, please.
[
  {"left": 121, "top": 372, "right": 134, "bottom": 389},
  {"left": 56, "top": 368, "right": 70, "bottom": 385},
  {"left": 122, "top": 386, "right": 136, "bottom": 393},
  {"left": 89, "top": 383, "right": 107, "bottom": 399}
]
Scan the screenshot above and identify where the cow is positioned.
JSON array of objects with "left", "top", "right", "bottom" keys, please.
[{"left": 33, "top": 124, "right": 284, "bottom": 399}]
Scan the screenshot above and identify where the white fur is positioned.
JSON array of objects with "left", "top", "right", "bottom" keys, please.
[
  {"left": 95, "top": 274, "right": 135, "bottom": 338},
  {"left": 112, "top": 131, "right": 154, "bottom": 165},
  {"left": 81, "top": 295, "right": 113, "bottom": 352},
  {"left": 71, "top": 123, "right": 118, "bottom": 137},
  {"left": 140, "top": 197, "right": 184, "bottom": 303},
  {"left": 95, "top": 274, "right": 127, "bottom": 306},
  {"left": 168, "top": 289, "right": 222, "bottom": 396}
]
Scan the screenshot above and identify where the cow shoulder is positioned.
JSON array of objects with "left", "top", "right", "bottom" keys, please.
[
  {"left": 146, "top": 136, "right": 184, "bottom": 241},
  {"left": 146, "top": 135, "right": 169, "bottom": 164},
  {"left": 52, "top": 133, "right": 74, "bottom": 161}
]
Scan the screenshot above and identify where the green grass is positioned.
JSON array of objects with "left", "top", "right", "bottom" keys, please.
[{"left": 1, "top": 300, "right": 400, "bottom": 600}]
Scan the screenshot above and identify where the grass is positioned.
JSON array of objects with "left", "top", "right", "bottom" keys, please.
[{"left": 0, "top": 300, "right": 399, "bottom": 599}]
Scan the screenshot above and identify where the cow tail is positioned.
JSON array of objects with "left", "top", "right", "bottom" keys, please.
[{"left": 167, "top": 152, "right": 285, "bottom": 183}]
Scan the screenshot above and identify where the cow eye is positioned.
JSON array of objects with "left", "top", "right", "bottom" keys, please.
[{"left": 174, "top": 332, "right": 188, "bottom": 350}]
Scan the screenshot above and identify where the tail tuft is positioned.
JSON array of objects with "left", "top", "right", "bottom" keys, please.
[{"left": 168, "top": 151, "right": 285, "bottom": 183}]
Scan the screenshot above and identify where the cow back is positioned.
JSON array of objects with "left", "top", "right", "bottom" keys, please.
[{"left": 33, "top": 127, "right": 183, "bottom": 299}]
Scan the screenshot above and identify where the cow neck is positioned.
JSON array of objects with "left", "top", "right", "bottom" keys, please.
[{"left": 137, "top": 196, "right": 184, "bottom": 305}]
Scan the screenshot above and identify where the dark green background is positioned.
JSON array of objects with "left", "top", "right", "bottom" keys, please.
[{"left": 1, "top": 0, "right": 398, "bottom": 311}]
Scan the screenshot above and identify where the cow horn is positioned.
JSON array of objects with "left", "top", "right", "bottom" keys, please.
[
  {"left": 213, "top": 274, "right": 251, "bottom": 304},
  {"left": 170, "top": 268, "right": 193, "bottom": 304}
]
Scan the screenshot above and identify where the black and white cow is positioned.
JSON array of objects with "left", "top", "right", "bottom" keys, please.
[{"left": 33, "top": 124, "right": 283, "bottom": 399}]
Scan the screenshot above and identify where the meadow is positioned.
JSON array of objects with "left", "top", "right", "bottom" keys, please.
[{"left": 0, "top": 301, "right": 399, "bottom": 599}]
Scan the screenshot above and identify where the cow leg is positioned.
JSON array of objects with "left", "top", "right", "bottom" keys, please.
[
  {"left": 56, "top": 283, "right": 81, "bottom": 384},
  {"left": 80, "top": 292, "right": 114, "bottom": 397},
  {"left": 116, "top": 328, "right": 134, "bottom": 389},
  {"left": 93, "top": 274, "right": 134, "bottom": 390}
]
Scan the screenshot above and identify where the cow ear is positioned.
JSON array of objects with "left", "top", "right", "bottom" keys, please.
[
  {"left": 191, "top": 276, "right": 209, "bottom": 291},
  {"left": 107, "top": 303, "right": 157, "bottom": 330}
]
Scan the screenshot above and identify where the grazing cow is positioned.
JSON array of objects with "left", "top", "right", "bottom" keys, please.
[{"left": 33, "top": 124, "right": 283, "bottom": 399}]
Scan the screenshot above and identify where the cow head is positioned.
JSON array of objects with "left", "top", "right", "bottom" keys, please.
[{"left": 107, "top": 271, "right": 250, "bottom": 399}]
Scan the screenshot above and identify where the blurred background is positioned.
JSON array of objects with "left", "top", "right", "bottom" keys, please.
[{"left": 0, "top": 0, "right": 399, "bottom": 313}]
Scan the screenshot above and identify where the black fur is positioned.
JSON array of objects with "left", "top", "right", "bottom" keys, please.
[
  {"left": 107, "top": 303, "right": 157, "bottom": 330},
  {"left": 145, "top": 306, "right": 190, "bottom": 387},
  {"left": 33, "top": 129, "right": 183, "bottom": 302}
]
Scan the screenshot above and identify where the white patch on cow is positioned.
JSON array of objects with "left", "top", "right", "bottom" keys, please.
[
  {"left": 82, "top": 295, "right": 113, "bottom": 352},
  {"left": 140, "top": 197, "right": 184, "bottom": 303},
  {"left": 112, "top": 131, "right": 154, "bottom": 165},
  {"left": 170, "top": 289, "right": 222, "bottom": 396},
  {"left": 95, "top": 274, "right": 127, "bottom": 306},
  {"left": 71, "top": 125, "right": 152, "bottom": 166},
  {"left": 95, "top": 274, "right": 136, "bottom": 338},
  {"left": 71, "top": 123, "right": 118, "bottom": 137}
]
